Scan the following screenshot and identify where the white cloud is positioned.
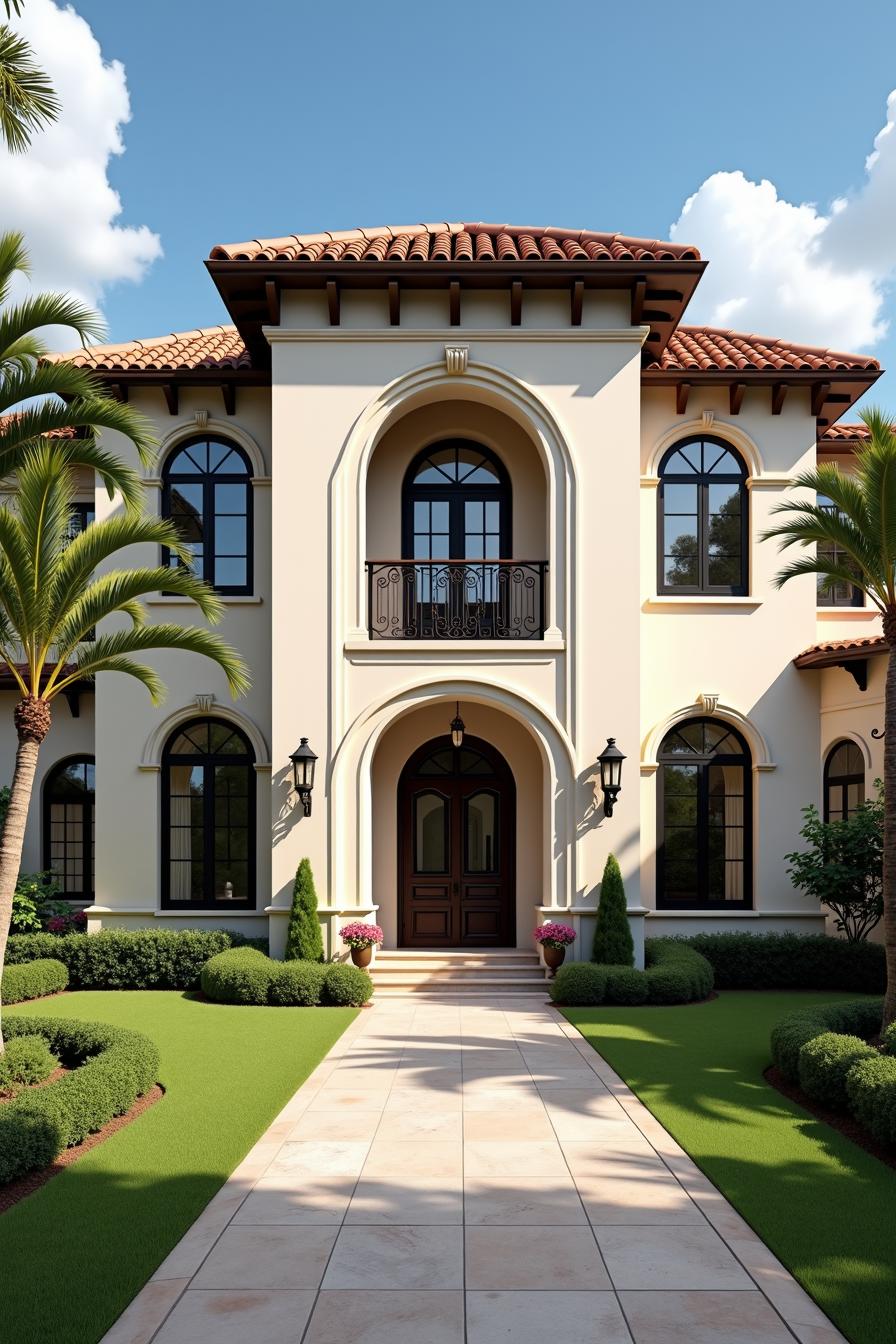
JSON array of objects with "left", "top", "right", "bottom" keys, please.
[
  {"left": 0, "top": 0, "right": 161, "bottom": 341},
  {"left": 670, "top": 91, "right": 896, "bottom": 351}
]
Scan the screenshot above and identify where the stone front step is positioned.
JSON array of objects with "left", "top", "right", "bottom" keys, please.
[{"left": 369, "top": 948, "right": 549, "bottom": 996}]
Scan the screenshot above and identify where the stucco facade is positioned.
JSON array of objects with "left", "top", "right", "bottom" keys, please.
[{"left": 14, "top": 223, "right": 885, "bottom": 966}]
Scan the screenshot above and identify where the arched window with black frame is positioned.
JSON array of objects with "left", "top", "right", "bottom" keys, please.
[
  {"left": 824, "top": 740, "right": 865, "bottom": 822},
  {"left": 658, "top": 437, "right": 748, "bottom": 595},
  {"left": 161, "top": 718, "right": 256, "bottom": 909},
  {"left": 658, "top": 717, "right": 752, "bottom": 909},
  {"left": 162, "top": 436, "right": 252, "bottom": 594},
  {"left": 44, "top": 756, "right": 95, "bottom": 899}
]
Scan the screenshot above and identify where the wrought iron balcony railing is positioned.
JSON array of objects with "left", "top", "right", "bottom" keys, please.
[{"left": 366, "top": 560, "right": 548, "bottom": 640}]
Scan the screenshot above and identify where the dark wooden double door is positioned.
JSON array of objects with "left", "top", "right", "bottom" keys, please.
[{"left": 399, "top": 735, "right": 515, "bottom": 948}]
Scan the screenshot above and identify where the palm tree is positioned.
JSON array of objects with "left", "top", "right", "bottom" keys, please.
[
  {"left": 1, "top": 232, "right": 153, "bottom": 507},
  {"left": 0, "top": 4, "right": 58, "bottom": 152},
  {"left": 762, "top": 406, "right": 896, "bottom": 1027},
  {"left": 0, "top": 443, "right": 250, "bottom": 1046}
]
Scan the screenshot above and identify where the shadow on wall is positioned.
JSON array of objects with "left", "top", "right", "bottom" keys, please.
[{"left": 272, "top": 763, "right": 304, "bottom": 850}]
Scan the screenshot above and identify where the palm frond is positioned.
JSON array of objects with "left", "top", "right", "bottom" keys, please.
[
  {"left": 0, "top": 292, "right": 106, "bottom": 354},
  {"left": 49, "top": 624, "right": 251, "bottom": 702},
  {"left": 0, "top": 23, "right": 59, "bottom": 153},
  {"left": 0, "top": 231, "right": 28, "bottom": 309},
  {"left": 51, "top": 565, "right": 225, "bottom": 658},
  {"left": 47, "top": 515, "right": 212, "bottom": 614}
]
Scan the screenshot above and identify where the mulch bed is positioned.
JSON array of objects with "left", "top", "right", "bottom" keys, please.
[
  {"left": 764, "top": 1065, "right": 896, "bottom": 1172},
  {"left": 0, "top": 1083, "right": 164, "bottom": 1215}
]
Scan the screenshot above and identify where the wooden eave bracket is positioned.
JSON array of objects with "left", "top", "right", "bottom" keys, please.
[
  {"left": 837, "top": 658, "right": 868, "bottom": 692},
  {"left": 388, "top": 280, "right": 400, "bottom": 327},
  {"left": 675, "top": 382, "right": 691, "bottom": 415},
  {"left": 221, "top": 383, "right": 236, "bottom": 416},
  {"left": 449, "top": 280, "right": 461, "bottom": 327},
  {"left": 811, "top": 381, "right": 832, "bottom": 418},
  {"left": 326, "top": 279, "right": 340, "bottom": 326},
  {"left": 264, "top": 279, "right": 280, "bottom": 325},
  {"left": 729, "top": 382, "right": 746, "bottom": 415},
  {"left": 162, "top": 383, "right": 178, "bottom": 416},
  {"left": 771, "top": 382, "right": 787, "bottom": 415},
  {"left": 570, "top": 279, "right": 584, "bottom": 327},
  {"left": 510, "top": 280, "right": 523, "bottom": 327},
  {"left": 631, "top": 277, "right": 647, "bottom": 326}
]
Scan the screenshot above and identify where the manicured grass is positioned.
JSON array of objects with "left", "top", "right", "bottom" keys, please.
[
  {"left": 565, "top": 992, "right": 896, "bottom": 1344},
  {"left": 2, "top": 992, "right": 356, "bottom": 1344}
]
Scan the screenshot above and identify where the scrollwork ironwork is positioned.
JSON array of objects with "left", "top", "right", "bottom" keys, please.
[{"left": 366, "top": 560, "right": 547, "bottom": 640}]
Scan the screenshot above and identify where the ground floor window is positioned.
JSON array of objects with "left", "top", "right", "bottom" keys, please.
[
  {"left": 824, "top": 740, "right": 865, "bottom": 821},
  {"left": 657, "top": 717, "right": 751, "bottom": 909},
  {"left": 43, "top": 756, "right": 95, "bottom": 899},
  {"left": 161, "top": 717, "right": 255, "bottom": 909}
]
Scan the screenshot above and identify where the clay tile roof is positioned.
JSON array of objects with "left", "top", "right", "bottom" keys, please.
[
  {"left": 818, "top": 423, "right": 872, "bottom": 443},
  {"left": 793, "top": 633, "right": 886, "bottom": 668},
  {"left": 45, "top": 326, "right": 253, "bottom": 374},
  {"left": 649, "top": 327, "right": 879, "bottom": 374},
  {"left": 208, "top": 222, "right": 701, "bottom": 264},
  {"left": 0, "top": 413, "right": 76, "bottom": 438}
]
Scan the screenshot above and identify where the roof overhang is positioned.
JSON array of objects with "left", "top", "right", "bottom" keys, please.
[
  {"left": 641, "top": 367, "right": 881, "bottom": 430},
  {"left": 205, "top": 257, "right": 707, "bottom": 368}
]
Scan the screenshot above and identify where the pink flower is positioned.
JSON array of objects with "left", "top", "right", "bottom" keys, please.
[
  {"left": 533, "top": 921, "right": 576, "bottom": 948},
  {"left": 340, "top": 922, "right": 384, "bottom": 949}
]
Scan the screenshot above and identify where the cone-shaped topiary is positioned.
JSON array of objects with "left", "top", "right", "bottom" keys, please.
[
  {"left": 592, "top": 853, "right": 634, "bottom": 966},
  {"left": 284, "top": 857, "right": 324, "bottom": 962}
]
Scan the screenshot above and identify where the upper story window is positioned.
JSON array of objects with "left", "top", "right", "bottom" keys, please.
[
  {"left": 816, "top": 495, "right": 864, "bottom": 608},
  {"left": 402, "top": 440, "right": 511, "bottom": 561},
  {"left": 824, "top": 741, "right": 865, "bottom": 821},
  {"left": 162, "top": 437, "right": 252, "bottom": 595},
  {"left": 658, "top": 437, "right": 748, "bottom": 596}
]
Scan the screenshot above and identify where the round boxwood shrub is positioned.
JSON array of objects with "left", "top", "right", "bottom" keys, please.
[
  {"left": 550, "top": 963, "right": 607, "bottom": 1006},
  {"left": 770, "top": 998, "right": 883, "bottom": 1083},
  {"left": 798, "top": 1031, "right": 878, "bottom": 1110},
  {"left": 269, "top": 961, "right": 326, "bottom": 1006},
  {"left": 2, "top": 957, "right": 67, "bottom": 1004},
  {"left": 551, "top": 940, "right": 712, "bottom": 1007},
  {"left": 845, "top": 1054, "right": 896, "bottom": 1145},
  {"left": 201, "top": 948, "right": 374, "bottom": 1007},
  {"left": 603, "top": 966, "right": 649, "bottom": 1006},
  {"left": 0, "top": 1014, "right": 159, "bottom": 1184},
  {"left": 322, "top": 963, "right": 374, "bottom": 1006},
  {"left": 201, "top": 947, "right": 273, "bottom": 1004},
  {"left": 0, "top": 1034, "right": 58, "bottom": 1090}
]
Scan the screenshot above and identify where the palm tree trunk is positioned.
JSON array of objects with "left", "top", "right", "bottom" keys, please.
[
  {"left": 882, "top": 612, "right": 896, "bottom": 1029},
  {"left": 0, "top": 696, "right": 51, "bottom": 1051}
]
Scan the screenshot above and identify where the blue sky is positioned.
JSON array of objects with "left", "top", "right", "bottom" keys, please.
[{"left": 7, "top": 0, "right": 896, "bottom": 409}]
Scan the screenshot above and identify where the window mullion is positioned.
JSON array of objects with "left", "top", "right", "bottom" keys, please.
[{"left": 698, "top": 761, "right": 708, "bottom": 905}]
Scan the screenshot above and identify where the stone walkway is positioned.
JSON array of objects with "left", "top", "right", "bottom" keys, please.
[{"left": 104, "top": 996, "right": 846, "bottom": 1344}]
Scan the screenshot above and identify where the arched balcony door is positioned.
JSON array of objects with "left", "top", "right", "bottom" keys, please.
[{"left": 398, "top": 735, "right": 516, "bottom": 947}]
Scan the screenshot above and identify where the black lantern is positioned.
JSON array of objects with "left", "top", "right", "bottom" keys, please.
[
  {"left": 450, "top": 702, "right": 465, "bottom": 749},
  {"left": 597, "top": 737, "right": 625, "bottom": 817},
  {"left": 290, "top": 738, "right": 318, "bottom": 817}
]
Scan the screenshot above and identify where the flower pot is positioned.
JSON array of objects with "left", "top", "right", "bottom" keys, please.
[
  {"left": 350, "top": 944, "right": 373, "bottom": 969},
  {"left": 542, "top": 945, "right": 566, "bottom": 977}
]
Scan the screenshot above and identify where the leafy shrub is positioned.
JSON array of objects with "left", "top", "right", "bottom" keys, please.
[
  {"left": 644, "top": 939, "right": 714, "bottom": 1003},
  {"left": 881, "top": 1023, "right": 896, "bottom": 1057},
  {"left": 10, "top": 872, "right": 62, "bottom": 934},
  {"left": 322, "top": 963, "right": 374, "bottom": 1006},
  {"left": 798, "top": 1031, "right": 878, "bottom": 1109},
  {"left": 0, "top": 1015, "right": 159, "bottom": 1184},
  {"left": 603, "top": 965, "right": 649, "bottom": 1006},
  {"left": 592, "top": 854, "right": 634, "bottom": 966},
  {"left": 269, "top": 961, "right": 326, "bottom": 1006},
  {"left": 5, "top": 928, "right": 248, "bottom": 989},
  {"left": 685, "top": 932, "right": 885, "bottom": 993},
  {"left": 845, "top": 1054, "right": 896, "bottom": 1145},
  {"left": 285, "top": 858, "right": 324, "bottom": 963},
  {"left": 0, "top": 1034, "right": 58, "bottom": 1090},
  {"left": 201, "top": 947, "right": 272, "bottom": 1004},
  {"left": 550, "top": 962, "right": 607, "bottom": 1006},
  {"left": 785, "top": 794, "right": 883, "bottom": 941},
  {"left": 770, "top": 999, "right": 883, "bottom": 1082},
  {"left": 1, "top": 957, "right": 68, "bottom": 1004}
]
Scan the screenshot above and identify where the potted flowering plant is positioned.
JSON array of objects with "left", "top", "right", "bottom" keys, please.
[
  {"left": 340, "top": 921, "right": 384, "bottom": 968},
  {"left": 533, "top": 921, "right": 576, "bottom": 976}
]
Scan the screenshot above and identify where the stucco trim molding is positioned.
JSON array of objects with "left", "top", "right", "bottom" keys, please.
[
  {"left": 152, "top": 418, "right": 269, "bottom": 478},
  {"left": 645, "top": 417, "right": 765, "bottom": 478},
  {"left": 140, "top": 702, "right": 271, "bottom": 769},
  {"left": 822, "top": 729, "right": 873, "bottom": 770},
  {"left": 266, "top": 327, "right": 651, "bottom": 345},
  {"left": 641, "top": 700, "right": 775, "bottom": 770}
]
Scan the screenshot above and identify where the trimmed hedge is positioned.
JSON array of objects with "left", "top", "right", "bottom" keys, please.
[
  {"left": 550, "top": 939, "right": 713, "bottom": 1007},
  {"left": 797, "top": 1031, "right": 878, "bottom": 1110},
  {"left": 1, "top": 957, "right": 68, "bottom": 1004},
  {"left": 881, "top": 1022, "right": 896, "bottom": 1057},
  {"left": 4, "top": 928, "right": 267, "bottom": 990},
  {"left": 770, "top": 999, "right": 883, "bottom": 1083},
  {"left": 846, "top": 1055, "right": 896, "bottom": 1146},
  {"left": 0, "top": 1034, "right": 58, "bottom": 1090},
  {"left": 201, "top": 947, "right": 373, "bottom": 1007},
  {"left": 685, "top": 932, "right": 885, "bottom": 993},
  {"left": 0, "top": 1014, "right": 159, "bottom": 1184}
]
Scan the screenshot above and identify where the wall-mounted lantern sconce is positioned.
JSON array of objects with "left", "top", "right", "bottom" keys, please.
[
  {"left": 289, "top": 738, "right": 318, "bottom": 817},
  {"left": 597, "top": 738, "right": 625, "bottom": 817},
  {"left": 450, "top": 702, "right": 466, "bottom": 749}
]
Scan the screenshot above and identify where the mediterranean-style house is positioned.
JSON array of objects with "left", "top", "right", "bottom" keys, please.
[{"left": 6, "top": 222, "right": 888, "bottom": 985}]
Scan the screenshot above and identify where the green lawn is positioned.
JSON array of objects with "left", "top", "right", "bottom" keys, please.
[
  {"left": 2, "top": 991, "right": 355, "bottom": 1344},
  {"left": 565, "top": 991, "right": 896, "bottom": 1344}
]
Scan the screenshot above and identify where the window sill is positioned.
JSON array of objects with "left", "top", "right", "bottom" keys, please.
[
  {"left": 345, "top": 637, "right": 565, "bottom": 654},
  {"left": 816, "top": 608, "right": 875, "bottom": 620},
  {"left": 156, "top": 908, "right": 261, "bottom": 918},
  {"left": 643, "top": 596, "right": 760, "bottom": 610},
  {"left": 146, "top": 596, "right": 263, "bottom": 606},
  {"left": 647, "top": 909, "right": 821, "bottom": 919}
]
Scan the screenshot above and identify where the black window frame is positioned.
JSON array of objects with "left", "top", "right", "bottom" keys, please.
[
  {"left": 823, "top": 740, "right": 866, "bottom": 822},
  {"left": 816, "top": 497, "right": 864, "bottom": 608},
  {"left": 161, "top": 716, "right": 256, "bottom": 911},
  {"left": 657, "top": 717, "right": 752, "bottom": 910},
  {"left": 657, "top": 436, "right": 749, "bottom": 596},
  {"left": 401, "top": 439, "right": 512, "bottom": 560},
  {"left": 43, "top": 754, "right": 95, "bottom": 901},
  {"left": 161, "top": 436, "right": 253, "bottom": 596}
]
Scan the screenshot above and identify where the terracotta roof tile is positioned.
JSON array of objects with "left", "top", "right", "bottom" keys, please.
[
  {"left": 650, "top": 327, "right": 879, "bottom": 374},
  {"left": 798, "top": 634, "right": 884, "bottom": 657},
  {"left": 819, "top": 423, "right": 872, "bottom": 443},
  {"left": 46, "top": 325, "right": 252, "bottom": 374},
  {"left": 209, "top": 222, "right": 701, "bottom": 264},
  {"left": 793, "top": 633, "right": 886, "bottom": 669}
]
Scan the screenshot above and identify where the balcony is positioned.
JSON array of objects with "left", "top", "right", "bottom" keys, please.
[{"left": 366, "top": 560, "right": 548, "bottom": 640}]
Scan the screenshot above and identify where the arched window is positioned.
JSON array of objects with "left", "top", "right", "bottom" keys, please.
[
  {"left": 44, "top": 756, "right": 95, "bottom": 899},
  {"left": 162, "top": 437, "right": 252, "bottom": 594},
  {"left": 161, "top": 718, "right": 255, "bottom": 909},
  {"left": 658, "top": 437, "right": 748, "bottom": 595},
  {"left": 658, "top": 718, "right": 751, "bottom": 909},
  {"left": 402, "top": 440, "right": 511, "bottom": 563},
  {"left": 824, "top": 741, "right": 865, "bottom": 821}
]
